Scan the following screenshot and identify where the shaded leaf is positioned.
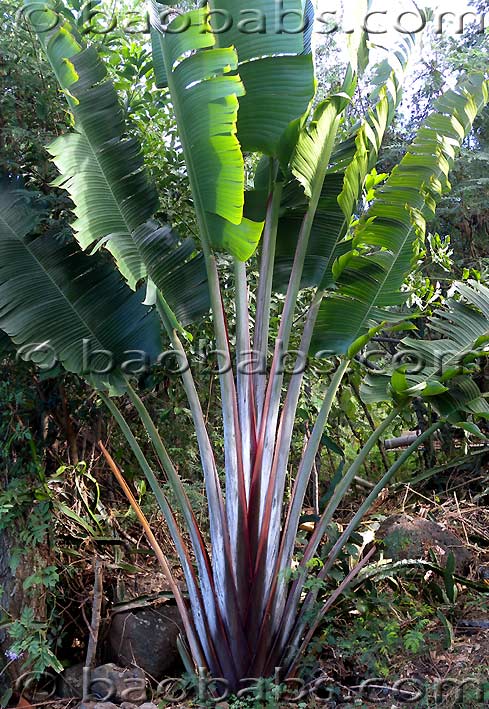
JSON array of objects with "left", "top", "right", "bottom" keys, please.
[{"left": 0, "top": 184, "right": 161, "bottom": 391}]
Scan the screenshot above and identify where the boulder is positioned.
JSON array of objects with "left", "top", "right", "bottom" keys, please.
[
  {"left": 89, "top": 663, "right": 146, "bottom": 703},
  {"left": 109, "top": 603, "right": 183, "bottom": 681},
  {"left": 375, "top": 514, "right": 472, "bottom": 572},
  {"left": 58, "top": 661, "right": 85, "bottom": 698}
]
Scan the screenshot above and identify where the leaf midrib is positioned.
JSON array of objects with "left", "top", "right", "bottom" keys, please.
[
  {"left": 70, "top": 118, "right": 144, "bottom": 284},
  {"left": 0, "top": 205, "right": 114, "bottom": 360}
]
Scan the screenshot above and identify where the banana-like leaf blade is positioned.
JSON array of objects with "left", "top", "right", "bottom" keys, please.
[
  {"left": 25, "top": 2, "right": 156, "bottom": 289},
  {"left": 273, "top": 37, "right": 415, "bottom": 293},
  {"left": 312, "top": 75, "right": 489, "bottom": 356},
  {"left": 150, "top": 4, "right": 264, "bottom": 260},
  {"left": 133, "top": 222, "right": 209, "bottom": 326},
  {"left": 0, "top": 184, "right": 161, "bottom": 391},
  {"left": 209, "top": 0, "right": 315, "bottom": 156},
  {"left": 27, "top": 1, "right": 210, "bottom": 323}
]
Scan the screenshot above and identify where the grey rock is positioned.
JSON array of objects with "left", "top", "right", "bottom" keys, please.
[
  {"left": 94, "top": 703, "right": 119, "bottom": 709},
  {"left": 109, "top": 603, "right": 183, "bottom": 681},
  {"left": 58, "top": 661, "right": 85, "bottom": 698},
  {"left": 89, "top": 663, "right": 146, "bottom": 703},
  {"left": 138, "top": 704, "right": 159, "bottom": 709},
  {"left": 375, "top": 514, "right": 472, "bottom": 572},
  {"left": 120, "top": 703, "right": 140, "bottom": 709}
]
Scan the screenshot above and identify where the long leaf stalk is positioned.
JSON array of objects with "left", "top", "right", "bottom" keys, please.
[
  {"left": 250, "top": 114, "right": 344, "bottom": 548},
  {"left": 249, "top": 357, "right": 350, "bottom": 669},
  {"left": 272, "top": 359, "right": 350, "bottom": 590},
  {"left": 234, "top": 258, "right": 256, "bottom": 501},
  {"left": 98, "top": 441, "right": 207, "bottom": 671},
  {"left": 253, "top": 178, "right": 283, "bottom": 423},
  {"left": 204, "top": 253, "right": 252, "bottom": 650},
  {"left": 123, "top": 379, "right": 250, "bottom": 676},
  {"left": 281, "top": 422, "right": 442, "bottom": 672},
  {"left": 98, "top": 395, "right": 230, "bottom": 679},
  {"left": 255, "top": 288, "right": 328, "bottom": 603},
  {"left": 155, "top": 292, "right": 239, "bottom": 650},
  {"left": 157, "top": 27, "right": 254, "bottom": 677},
  {"left": 247, "top": 100, "right": 377, "bottom": 643},
  {"left": 269, "top": 408, "right": 401, "bottom": 665},
  {"left": 153, "top": 19, "right": 253, "bottom": 625}
]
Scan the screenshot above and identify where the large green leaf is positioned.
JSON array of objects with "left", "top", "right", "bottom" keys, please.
[
  {"left": 236, "top": 55, "right": 315, "bottom": 156},
  {"left": 431, "top": 378, "right": 489, "bottom": 423},
  {"left": 291, "top": 95, "right": 353, "bottom": 199},
  {"left": 273, "top": 37, "right": 415, "bottom": 293},
  {"left": 311, "top": 75, "right": 489, "bottom": 356},
  {"left": 337, "top": 37, "right": 415, "bottom": 221},
  {"left": 270, "top": 89, "right": 356, "bottom": 290},
  {"left": 273, "top": 174, "right": 347, "bottom": 292},
  {"left": 26, "top": 1, "right": 210, "bottom": 323},
  {"left": 150, "top": 4, "right": 264, "bottom": 260},
  {"left": 401, "top": 281, "right": 489, "bottom": 376},
  {"left": 208, "top": 0, "right": 315, "bottom": 156},
  {"left": 48, "top": 71, "right": 156, "bottom": 287},
  {"left": 0, "top": 184, "right": 161, "bottom": 391},
  {"left": 24, "top": 2, "right": 155, "bottom": 288},
  {"left": 133, "top": 222, "right": 209, "bottom": 326}
]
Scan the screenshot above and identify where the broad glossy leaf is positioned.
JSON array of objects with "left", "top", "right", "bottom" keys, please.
[
  {"left": 25, "top": 3, "right": 157, "bottom": 288},
  {"left": 292, "top": 95, "right": 352, "bottom": 199},
  {"left": 0, "top": 184, "right": 161, "bottom": 391},
  {"left": 361, "top": 281, "right": 489, "bottom": 421},
  {"left": 236, "top": 55, "right": 315, "bottom": 156},
  {"left": 273, "top": 174, "right": 350, "bottom": 292},
  {"left": 150, "top": 5, "right": 264, "bottom": 260},
  {"left": 209, "top": 0, "right": 316, "bottom": 156},
  {"left": 133, "top": 222, "right": 209, "bottom": 326},
  {"left": 28, "top": 2, "right": 210, "bottom": 325}
]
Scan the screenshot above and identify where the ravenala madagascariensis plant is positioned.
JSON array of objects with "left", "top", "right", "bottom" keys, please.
[{"left": 1, "top": 0, "right": 489, "bottom": 689}]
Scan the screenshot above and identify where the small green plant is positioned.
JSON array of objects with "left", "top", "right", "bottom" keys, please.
[
  {"left": 0, "top": 377, "right": 60, "bottom": 682},
  {"left": 403, "top": 618, "right": 431, "bottom": 653},
  {"left": 4, "top": 608, "right": 63, "bottom": 675},
  {"left": 318, "top": 587, "right": 436, "bottom": 678}
]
